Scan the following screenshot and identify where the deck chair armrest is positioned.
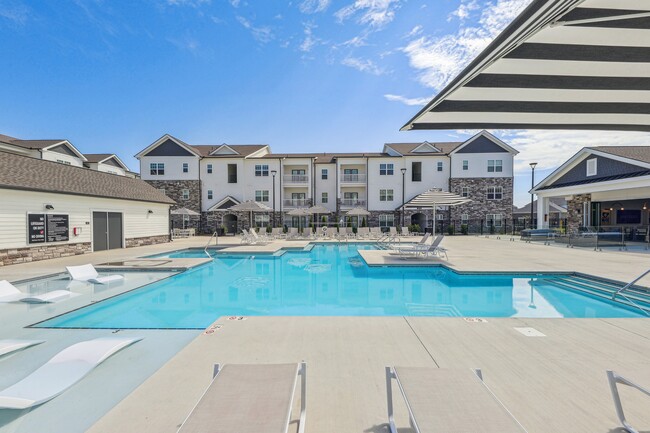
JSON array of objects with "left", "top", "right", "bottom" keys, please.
[{"left": 607, "top": 370, "right": 650, "bottom": 433}]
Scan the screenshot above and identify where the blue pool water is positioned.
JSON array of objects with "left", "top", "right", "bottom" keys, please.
[{"left": 36, "top": 244, "right": 644, "bottom": 329}]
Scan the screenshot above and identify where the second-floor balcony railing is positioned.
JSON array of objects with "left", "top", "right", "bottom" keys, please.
[
  {"left": 341, "top": 199, "right": 367, "bottom": 207},
  {"left": 340, "top": 173, "right": 366, "bottom": 183},
  {"left": 284, "top": 198, "right": 309, "bottom": 207},
  {"left": 284, "top": 174, "right": 309, "bottom": 184}
]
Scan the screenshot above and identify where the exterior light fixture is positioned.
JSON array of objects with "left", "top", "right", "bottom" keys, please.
[
  {"left": 45, "top": 204, "right": 54, "bottom": 210},
  {"left": 148, "top": 210, "right": 154, "bottom": 214}
]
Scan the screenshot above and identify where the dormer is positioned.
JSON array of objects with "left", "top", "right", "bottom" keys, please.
[
  {"left": 84, "top": 154, "right": 130, "bottom": 176},
  {"left": 135, "top": 134, "right": 201, "bottom": 159},
  {"left": 411, "top": 141, "right": 441, "bottom": 153},
  {"left": 209, "top": 144, "right": 240, "bottom": 156}
]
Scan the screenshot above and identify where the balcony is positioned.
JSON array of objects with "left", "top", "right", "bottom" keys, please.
[
  {"left": 284, "top": 198, "right": 310, "bottom": 208},
  {"left": 340, "top": 198, "right": 367, "bottom": 208},
  {"left": 340, "top": 173, "right": 366, "bottom": 184},
  {"left": 283, "top": 174, "right": 309, "bottom": 184}
]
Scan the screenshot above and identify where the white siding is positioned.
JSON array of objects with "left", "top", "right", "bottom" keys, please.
[
  {"left": 313, "top": 163, "right": 337, "bottom": 212},
  {"left": 404, "top": 156, "right": 450, "bottom": 202},
  {"left": 201, "top": 158, "right": 246, "bottom": 211},
  {"left": 367, "top": 157, "right": 401, "bottom": 210},
  {"left": 0, "top": 189, "right": 170, "bottom": 250},
  {"left": 88, "top": 162, "right": 127, "bottom": 176},
  {"left": 140, "top": 156, "right": 200, "bottom": 181},
  {"left": 450, "top": 152, "right": 514, "bottom": 178},
  {"left": 41, "top": 149, "right": 84, "bottom": 167}
]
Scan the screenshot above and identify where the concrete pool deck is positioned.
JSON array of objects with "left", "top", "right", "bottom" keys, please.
[{"left": 1, "top": 235, "right": 649, "bottom": 433}]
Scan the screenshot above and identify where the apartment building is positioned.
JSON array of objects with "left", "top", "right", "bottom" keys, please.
[{"left": 136, "top": 130, "right": 517, "bottom": 233}]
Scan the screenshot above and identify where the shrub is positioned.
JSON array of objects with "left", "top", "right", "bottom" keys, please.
[
  {"left": 409, "top": 224, "right": 421, "bottom": 234},
  {"left": 460, "top": 224, "right": 468, "bottom": 235},
  {"left": 361, "top": 217, "right": 367, "bottom": 227},
  {"left": 447, "top": 225, "right": 455, "bottom": 235}
]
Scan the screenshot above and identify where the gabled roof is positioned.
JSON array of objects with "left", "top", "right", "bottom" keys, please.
[
  {"left": 383, "top": 142, "right": 462, "bottom": 156},
  {"left": 208, "top": 196, "right": 241, "bottom": 211},
  {"left": 449, "top": 130, "right": 519, "bottom": 155},
  {"left": 0, "top": 151, "right": 174, "bottom": 204},
  {"left": 83, "top": 153, "right": 130, "bottom": 171},
  {"left": 587, "top": 147, "right": 650, "bottom": 166},
  {"left": 0, "top": 133, "right": 87, "bottom": 161},
  {"left": 514, "top": 198, "right": 567, "bottom": 214},
  {"left": 135, "top": 134, "right": 202, "bottom": 158},
  {"left": 204, "top": 144, "right": 268, "bottom": 158}
]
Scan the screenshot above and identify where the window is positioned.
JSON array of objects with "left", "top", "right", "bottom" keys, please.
[
  {"left": 150, "top": 163, "right": 165, "bottom": 175},
  {"left": 182, "top": 162, "right": 189, "bottom": 173},
  {"left": 181, "top": 189, "right": 190, "bottom": 200},
  {"left": 437, "top": 161, "right": 443, "bottom": 172},
  {"left": 321, "top": 168, "right": 328, "bottom": 180},
  {"left": 379, "top": 163, "right": 394, "bottom": 175},
  {"left": 255, "top": 164, "right": 269, "bottom": 177},
  {"left": 207, "top": 190, "right": 213, "bottom": 200},
  {"left": 462, "top": 160, "right": 468, "bottom": 171},
  {"left": 411, "top": 162, "right": 422, "bottom": 182},
  {"left": 380, "top": 189, "right": 394, "bottom": 202},
  {"left": 437, "top": 214, "right": 444, "bottom": 220},
  {"left": 228, "top": 164, "right": 237, "bottom": 183},
  {"left": 487, "top": 160, "right": 503, "bottom": 173},
  {"left": 461, "top": 214, "right": 469, "bottom": 224},
  {"left": 487, "top": 186, "right": 503, "bottom": 200},
  {"left": 255, "top": 190, "right": 270, "bottom": 202},
  {"left": 254, "top": 214, "right": 270, "bottom": 227},
  {"left": 158, "top": 188, "right": 166, "bottom": 196},
  {"left": 461, "top": 187, "right": 469, "bottom": 198},
  {"left": 207, "top": 164, "right": 213, "bottom": 174},
  {"left": 321, "top": 192, "right": 328, "bottom": 204},
  {"left": 379, "top": 214, "right": 394, "bottom": 228},
  {"left": 586, "top": 158, "right": 597, "bottom": 176},
  {"left": 486, "top": 214, "right": 502, "bottom": 227}
]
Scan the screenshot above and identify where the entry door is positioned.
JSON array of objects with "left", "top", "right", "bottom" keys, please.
[{"left": 92, "top": 212, "right": 123, "bottom": 251}]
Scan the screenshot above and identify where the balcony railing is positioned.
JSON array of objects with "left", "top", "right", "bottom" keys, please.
[
  {"left": 340, "top": 173, "right": 366, "bottom": 183},
  {"left": 283, "top": 174, "right": 309, "bottom": 184},
  {"left": 284, "top": 199, "right": 309, "bottom": 207},
  {"left": 341, "top": 199, "right": 367, "bottom": 207}
]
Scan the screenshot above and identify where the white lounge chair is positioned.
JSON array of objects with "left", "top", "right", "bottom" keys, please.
[
  {"left": 0, "top": 340, "right": 44, "bottom": 357},
  {"left": 388, "top": 233, "right": 431, "bottom": 253},
  {"left": 370, "top": 227, "right": 382, "bottom": 239},
  {"left": 386, "top": 367, "right": 527, "bottom": 433},
  {"left": 607, "top": 370, "right": 650, "bottom": 433},
  {"left": 250, "top": 229, "right": 270, "bottom": 244},
  {"left": 0, "top": 280, "right": 74, "bottom": 304},
  {"left": 271, "top": 227, "right": 285, "bottom": 239},
  {"left": 357, "top": 227, "right": 370, "bottom": 239},
  {"left": 66, "top": 264, "right": 124, "bottom": 285},
  {"left": 390, "top": 234, "right": 447, "bottom": 259},
  {"left": 389, "top": 226, "right": 398, "bottom": 236},
  {"left": 0, "top": 336, "right": 141, "bottom": 409},
  {"left": 287, "top": 227, "right": 299, "bottom": 239},
  {"left": 177, "top": 362, "right": 306, "bottom": 433}
]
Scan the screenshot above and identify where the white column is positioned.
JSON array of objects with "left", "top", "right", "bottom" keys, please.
[{"left": 536, "top": 196, "right": 550, "bottom": 229}]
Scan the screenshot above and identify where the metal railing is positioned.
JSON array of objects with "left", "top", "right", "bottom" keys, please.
[
  {"left": 340, "top": 199, "right": 366, "bottom": 207},
  {"left": 611, "top": 268, "right": 650, "bottom": 317},
  {"left": 340, "top": 173, "right": 367, "bottom": 183},
  {"left": 284, "top": 199, "right": 309, "bottom": 207},
  {"left": 283, "top": 174, "right": 309, "bottom": 183},
  {"left": 203, "top": 231, "right": 218, "bottom": 258}
]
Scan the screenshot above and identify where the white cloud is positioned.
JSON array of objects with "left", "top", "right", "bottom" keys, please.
[
  {"left": 335, "top": 0, "right": 401, "bottom": 28},
  {"left": 448, "top": 0, "right": 479, "bottom": 21},
  {"left": 299, "top": 0, "right": 330, "bottom": 14},
  {"left": 403, "top": 0, "right": 531, "bottom": 90},
  {"left": 300, "top": 21, "right": 322, "bottom": 52},
  {"left": 341, "top": 35, "right": 367, "bottom": 47},
  {"left": 0, "top": 2, "right": 30, "bottom": 25},
  {"left": 236, "top": 16, "right": 274, "bottom": 43},
  {"left": 166, "top": 0, "right": 211, "bottom": 6},
  {"left": 342, "top": 56, "right": 386, "bottom": 75},
  {"left": 229, "top": 0, "right": 241, "bottom": 7},
  {"left": 404, "top": 25, "right": 422, "bottom": 38},
  {"left": 167, "top": 35, "right": 200, "bottom": 53},
  {"left": 383, "top": 94, "right": 430, "bottom": 106}
]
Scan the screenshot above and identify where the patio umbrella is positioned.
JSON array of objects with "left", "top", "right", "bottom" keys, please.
[
  {"left": 227, "top": 200, "right": 272, "bottom": 230},
  {"left": 401, "top": 189, "right": 471, "bottom": 235},
  {"left": 308, "top": 205, "right": 329, "bottom": 229},
  {"left": 288, "top": 207, "right": 311, "bottom": 232},
  {"left": 171, "top": 207, "right": 200, "bottom": 229},
  {"left": 345, "top": 206, "right": 370, "bottom": 228}
]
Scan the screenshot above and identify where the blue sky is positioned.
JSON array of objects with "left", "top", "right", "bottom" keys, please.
[{"left": 1, "top": 0, "right": 648, "bottom": 207}]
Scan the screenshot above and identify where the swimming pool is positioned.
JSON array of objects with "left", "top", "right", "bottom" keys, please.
[{"left": 34, "top": 244, "right": 646, "bottom": 329}]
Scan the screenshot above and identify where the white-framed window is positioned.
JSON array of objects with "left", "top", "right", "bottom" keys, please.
[
  {"left": 254, "top": 214, "right": 270, "bottom": 227},
  {"left": 586, "top": 158, "right": 597, "bottom": 176},
  {"left": 437, "top": 161, "right": 443, "bottom": 172},
  {"left": 150, "top": 163, "right": 165, "bottom": 175},
  {"left": 207, "top": 190, "right": 213, "bottom": 200},
  {"left": 379, "top": 163, "right": 394, "bottom": 175},
  {"left": 461, "top": 214, "right": 469, "bottom": 224},
  {"left": 255, "top": 190, "right": 269, "bottom": 202},
  {"left": 461, "top": 187, "right": 469, "bottom": 197},
  {"left": 207, "top": 164, "right": 213, "bottom": 174},
  {"left": 462, "top": 160, "right": 468, "bottom": 171},
  {"left": 487, "top": 160, "right": 503, "bottom": 172},
  {"left": 182, "top": 162, "right": 189, "bottom": 173},
  {"left": 321, "top": 192, "right": 328, "bottom": 203},
  {"left": 181, "top": 189, "right": 190, "bottom": 200},
  {"left": 379, "top": 214, "right": 394, "bottom": 228},
  {"left": 380, "top": 189, "right": 394, "bottom": 201},
  {"left": 486, "top": 214, "right": 502, "bottom": 227},
  {"left": 158, "top": 188, "right": 166, "bottom": 196},
  {"left": 487, "top": 186, "right": 503, "bottom": 200},
  {"left": 437, "top": 213, "right": 444, "bottom": 220},
  {"left": 321, "top": 168, "right": 328, "bottom": 180},
  {"left": 255, "top": 164, "right": 269, "bottom": 177}
]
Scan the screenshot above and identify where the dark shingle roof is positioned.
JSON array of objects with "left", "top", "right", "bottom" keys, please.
[
  {"left": 385, "top": 142, "right": 464, "bottom": 155},
  {"left": 83, "top": 153, "right": 114, "bottom": 163},
  {"left": 6, "top": 139, "right": 67, "bottom": 149},
  {"left": 0, "top": 151, "right": 174, "bottom": 204},
  {"left": 193, "top": 144, "right": 268, "bottom": 157},
  {"left": 588, "top": 146, "right": 650, "bottom": 165}
]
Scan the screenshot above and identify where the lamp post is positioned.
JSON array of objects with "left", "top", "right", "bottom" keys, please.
[
  {"left": 401, "top": 168, "right": 407, "bottom": 228},
  {"left": 529, "top": 162, "right": 537, "bottom": 228},
  {"left": 271, "top": 170, "right": 277, "bottom": 228}
]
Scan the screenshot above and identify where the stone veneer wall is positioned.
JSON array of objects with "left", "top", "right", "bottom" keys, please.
[
  {"left": 566, "top": 194, "right": 591, "bottom": 233},
  {"left": 125, "top": 235, "right": 170, "bottom": 248},
  {"left": 449, "top": 177, "right": 513, "bottom": 223},
  {"left": 145, "top": 180, "right": 201, "bottom": 231},
  {"left": 0, "top": 242, "right": 91, "bottom": 266}
]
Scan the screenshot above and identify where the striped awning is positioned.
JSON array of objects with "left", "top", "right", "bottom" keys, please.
[
  {"left": 400, "top": 189, "right": 471, "bottom": 209},
  {"left": 402, "top": 0, "right": 650, "bottom": 132}
]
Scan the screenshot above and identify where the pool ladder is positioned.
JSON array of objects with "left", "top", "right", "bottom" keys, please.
[
  {"left": 204, "top": 231, "right": 219, "bottom": 258},
  {"left": 611, "top": 268, "right": 650, "bottom": 316}
]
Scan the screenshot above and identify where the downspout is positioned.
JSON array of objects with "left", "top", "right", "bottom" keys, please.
[{"left": 198, "top": 156, "right": 203, "bottom": 234}]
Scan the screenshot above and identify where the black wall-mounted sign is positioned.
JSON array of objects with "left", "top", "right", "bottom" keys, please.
[
  {"left": 46, "top": 214, "right": 69, "bottom": 242},
  {"left": 28, "top": 213, "right": 46, "bottom": 244}
]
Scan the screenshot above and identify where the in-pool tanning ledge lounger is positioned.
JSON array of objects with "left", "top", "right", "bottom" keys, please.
[
  {"left": 66, "top": 264, "right": 124, "bottom": 284},
  {"left": 0, "top": 280, "right": 74, "bottom": 304},
  {"left": 0, "top": 340, "right": 44, "bottom": 357}
]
